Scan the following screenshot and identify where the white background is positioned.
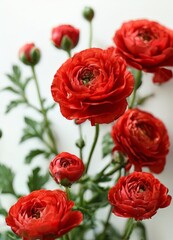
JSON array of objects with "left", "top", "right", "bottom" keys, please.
[{"left": 1, "top": 0, "right": 173, "bottom": 239}]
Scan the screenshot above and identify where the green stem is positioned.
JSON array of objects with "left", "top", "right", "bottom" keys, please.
[
  {"left": 122, "top": 218, "right": 135, "bottom": 240},
  {"left": 63, "top": 233, "right": 71, "bottom": 240},
  {"left": 67, "top": 50, "right": 71, "bottom": 58},
  {"left": 104, "top": 164, "right": 125, "bottom": 176},
  {"left": 85, "top": 124, "right": 99, "bottom": 174},
  {"left": 31, "top": 66, "right": 58, "bottom": 155},
  {"left": 129, "top": 70, "right": 142, "bottom": 109},
  {"left": 78, "top": 124, "right": 84, "bottom": 160},
  {"left": 135, "top": 222, "right": 148, "bottom": 240},
  {"left": 89, "top": 21, "right": 93, "bottom": 48},
  {"left": 100, "top": 206, "right": 112, "bottom": 240}
]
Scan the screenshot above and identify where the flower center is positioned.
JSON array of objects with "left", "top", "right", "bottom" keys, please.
[
  {"left": 137, "top": 28, "right": 156, "bottom": 42},
  {"left": 25, "top": 203, "right": 45, "bottom": 219},
  {"left": 80, "top": 68, "right": 94, "bottom": 85},
  {"left": 139, "top": 185, "right": 146, "bottom": 193},
  {"left": 60, "top": 158, "right": 71, "bottom": 168},
  {"left": 137, "top": 123, "right": 155, "bottom": 140}
]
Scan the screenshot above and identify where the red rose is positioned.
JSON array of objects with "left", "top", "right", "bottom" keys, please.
[
  {"left": 49, "top": 152, "right": 85, "bottom": 186},
  {"left": 51, "top": 48, "right": 134, "bottom": 125},
  {"left": 108, "top": 171, "right": 172, "bottom": 220},
  {"left": 51, "top": 24, "right": 79, "bottom": 50},
  {"left": 111, "top": 108, "right": 170, "bottom": 173},
  {"left": 6, "top": 189, "right": 83, "bottom": 240},
  {"left": 113, "top": 19, "right": 173, "bottom": 83},
  {"left": 19, "top": 43, "right": 41, "bottom": 66}
]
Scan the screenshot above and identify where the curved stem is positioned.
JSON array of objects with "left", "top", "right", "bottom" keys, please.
[
  {"left": 31, "top": 66, "right": 58, "bottom": 155},
  {"left": 85, "top": 124, "right": 99, "bottom": 174}
]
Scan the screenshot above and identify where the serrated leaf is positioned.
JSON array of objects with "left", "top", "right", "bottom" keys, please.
[
  {"left": 102, "top": 132, "right": 114, "bottom": 158},
  {"left": 5, "top": 99, "right": 26, "bottom": 113},
  {"left": 0, "top": 164, "right": 15, "bottom": 194},
  {"left": 25, "top": 149, "right": 46, "bottom": 164},
  {"left": 27, "top": 167, "right": 49, "bottom": 192}
]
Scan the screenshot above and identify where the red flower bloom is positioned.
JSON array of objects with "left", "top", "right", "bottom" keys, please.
[
  {"left": 113, "top": 19, "right": 173, "bottom": 83},
  {"left": 19, "top": 43, "right": 41, "bottom": 66},
  {"left": 51, "top": 48, "right": 134, "bottom": 125},
  {"left": 108, "top": 171, "right": 172, "bottom": 220},
  {"left": 51, "top": 24, "right": 79, "bottom": 50},
  {"left": 49, "top": 152, "right": 85, "bottom": 186},
  {"left": 6, "top": 189, "right": 83, "bottom": 240},
  {"left": 111, "top": 108, "right": 170, "bottom": 173}
]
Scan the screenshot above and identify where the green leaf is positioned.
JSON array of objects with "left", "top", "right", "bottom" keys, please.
[
  {"left": 2, "top": 86, "right": 20, "bottom": 94},
  {"left": 102, "top": 132, "right": 114, "bottom": 158},
  {"left": 25, "top": 149, "right": 46, "bottom": 164},
  {"left": 13, "top": 65, "right": 21, "bottom": 80},
  {"left": 23, "top": 116, "right": 43, "bottom": 138},
  {"left": 22, "top": 77, "right": 32, "bottom": 90},
  {"left": 0, "top": 164, "right": 15, "bottom": 194},
  {"left": 0, "top": 231, "right": 20, "bottom": 240},
  {"left": 20, "top": 132, "right": 36, "bottom": 143},
  {"left": 27, "top": 167, "right": 49, "bottom": 192},
  {"left": 5, "top": 99, "right": 26, "bottom": 113},
  {"left": 0, "top": 207, "right": 7, "bottom": 216}
]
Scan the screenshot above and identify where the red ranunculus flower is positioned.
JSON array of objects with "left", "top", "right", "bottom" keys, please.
[
  {"left": 49, "top": 152, "right": 85, "bottom": 186},
  {"left": 51, "top": 48, "right": 134, "bottom": 125},
  {"left": 51, "top": 24, "right": 79, "bottom": 50},
  {"left": 111, "top": 108, "right": 170, "bottom": 173},
  {"left": 113, "top": 19, "right": 173, "bottom": 83},
  {"left": 108, "top": 171, "right": 172, "bottom": 220},
  {"left": 6, "top": 189, "right": 83, "bottom": 240},
  {"left": 19, "top": 43, "right": 41, "bottom": 66}
]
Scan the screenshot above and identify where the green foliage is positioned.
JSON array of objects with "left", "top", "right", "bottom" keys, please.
[
  {"left": 25, "top": 149, "right": 48, "bottom": 164},
  {"left": 102, "top": 132, "right": 114, "bottom": 158},
  {"left": 4, "top": 65, "right": 32, "bottom": 113},
  {"left": 27, "top": 167, "right": 49, "bottom": 192},
  {"left": 0, "top": 164, "right": 15, "bottom": 194}
]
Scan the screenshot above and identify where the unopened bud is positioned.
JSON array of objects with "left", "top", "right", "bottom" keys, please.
[
  {"left": 83, "top": 6, "right": 95, "bottom": 22},
  {"left": 19, "top": 43, "right": 41, "bottom": 66}
]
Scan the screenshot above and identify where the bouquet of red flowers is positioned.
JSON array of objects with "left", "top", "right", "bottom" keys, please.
[{"left": 1, "top": 5, "right": 173, "bottom": 240}]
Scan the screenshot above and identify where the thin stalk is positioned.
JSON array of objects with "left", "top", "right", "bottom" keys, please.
[
  {"left": 89, "top": 21, "right": 93, "bottom": 48},
  {"left": 85, "top": 124, "right": 99, "bottom": 174},
  {"left": 67, "top": 50, "right": 71, "bottom": 58},
  {"left": 122, "top": 218, "right": 135, "bottom": 240},
  {"left": 129, "top": 70, "right": 142, "bottom": 109},
  {"left": 63, "top": 234, "right": 71, "bottom": 240},
  {"left": 78, "top": 124, "right": 84, "bottom": 160},
  {"left": 31, "top": 66, "right": 58, "bottom": 154},
  {"left": 100, "top": 206, "right": 112, "bottom": 240}
]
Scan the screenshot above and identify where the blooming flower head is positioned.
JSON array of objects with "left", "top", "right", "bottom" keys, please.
[
  {"left": 49, "top": 152, "right": 85, "bottom": 186},
  {"left": 111, "top": 108, "right": 170, "bottom": 173},
  {"left": 51, "top": 24, "right": 79, "bottom": 51},
  {"left": 51, "top": 47, "right": 134, "bottom": 125},
  {"left": 6, "top": 189, "right": 83, "bottom": 240},
  {"left": 19, "top": 43, "right": 41, "bottom": 66},
  {"left": 113, "top": 19, "right": 173, "bottom": 83},
  {"left": 108, "top": 171, "right": 172, "bottom": 220}
]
